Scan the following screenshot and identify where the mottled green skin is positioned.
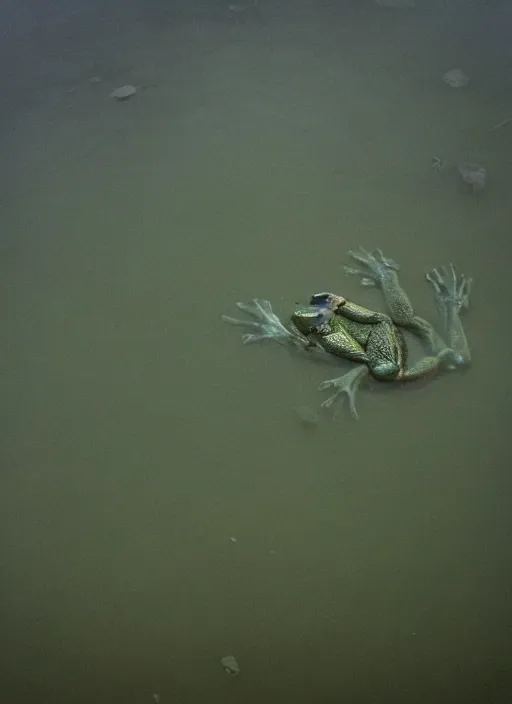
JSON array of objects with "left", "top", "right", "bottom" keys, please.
[
  {"left": 222, "top": 247, "right": 472, "bottom": 418},
  {"left": 290, "top": 258, "right": 462, "bottom": 383},
  {"left": 291, "top": 305, "right": 409, "bottom": 381}
]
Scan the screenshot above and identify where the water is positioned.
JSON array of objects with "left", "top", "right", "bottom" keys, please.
[{"left": 2, "top": 1, "right": 512, "bottom": 702}]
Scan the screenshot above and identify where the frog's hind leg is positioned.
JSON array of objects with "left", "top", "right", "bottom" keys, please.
[
  {"left": 344, "top": 247, "right": 448, "bottom": 356},
  {"left": 344, "top": 247, "right": 415, "bottom": 326},
  {"left": 426, "top": 264, "right": 472, "bottom": 367},
  {"left": 401, "top": 348, "right": 460, "bottom": 381},
  {"left": 318, "top": 365, "right": 369, "bottom": 420}
]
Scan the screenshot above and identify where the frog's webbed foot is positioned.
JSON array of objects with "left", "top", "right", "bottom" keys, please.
[
  {"left": 343, "top": 246, "right": 417, "bottom": 329},
  {"left": 425, "top": 264, "right": 472, "bottom": 367},
  {"left": 222, "top": 299, "right": 307, "bottom": 347},
  {"left": 343, "top": 246, "right": 400, "bottom": 287},
  {"left": 425, "top": 264, "right": 472, "bottom": 318},
  {"left": 318, "top": 365, "right": 369, "bottom": 420}
]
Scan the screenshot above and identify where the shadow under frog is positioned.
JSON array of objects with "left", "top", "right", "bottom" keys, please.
[{"left": 222, "top": 247, "right": 472, "bottom": 419}]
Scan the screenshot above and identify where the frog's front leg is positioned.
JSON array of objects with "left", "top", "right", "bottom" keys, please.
[
  {"left": 318, "top": 366, "right": 370, "bottom": 420},
  {"left": 425, "top": 264, "right": 472, "bottom": 367},
  {"left": 222, "top": 299, "right": 307, "bottom": 348}
]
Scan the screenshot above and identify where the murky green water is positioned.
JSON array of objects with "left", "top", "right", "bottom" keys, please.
[{"left": 2, "top": 1, "right": 512, "bottom": 702}]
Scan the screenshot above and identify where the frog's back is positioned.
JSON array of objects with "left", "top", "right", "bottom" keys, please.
[{"left": 331, "top": 315, "right": 373, "bottom": 346}]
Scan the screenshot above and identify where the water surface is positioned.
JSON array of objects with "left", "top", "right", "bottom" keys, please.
[{"left": 2, "top": 1, "right": 512, "bottom": 702}]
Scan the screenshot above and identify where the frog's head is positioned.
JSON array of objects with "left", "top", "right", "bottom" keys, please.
[
  {"left": 309, "top": 292, "right": 332, "bottom": 308},
  {"left": 310, "top": 292, "right": 347, "bottom": 311},
  {"left": 290, "top": 305, "right": 332, "bottom": 337}
]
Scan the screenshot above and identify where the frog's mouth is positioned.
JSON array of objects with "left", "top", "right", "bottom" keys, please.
[{"left": 300, "top": 306, "right": 329, "bottom": 323}]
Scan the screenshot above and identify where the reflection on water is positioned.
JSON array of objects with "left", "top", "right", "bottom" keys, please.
[{"left": 2, "top": 1, "right": 512, "bottom": 702}]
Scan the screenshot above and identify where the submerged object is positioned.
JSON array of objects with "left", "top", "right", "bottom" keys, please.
[
  {"left": 442, "top": 68, "right": 470, "bottom": 88},
  {"left": 110, "top": 84, "right": 137, "bottom": 101},
  {"left": 457, "top": 162, "right": 487, "bottom": 191},
  {"left": 431, "top": 156, "right": 488, "bottom": 193},
  {"left": 221, "top": 655, "right": 241, "bottom": 675},
  {"left": 292, "top": 405, "right": 319, "bottom": 427}
]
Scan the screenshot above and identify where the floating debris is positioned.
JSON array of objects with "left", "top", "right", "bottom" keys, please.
[
  {"left": 431, "top": 155, "right": 443, "bottom": 171},
  {"left": 292, "top": 405, "right": 319, "bottom": 427},
  {"left": 110, "top": 84, "right": 137, "bottom": 101},
  {"left": 442, "top": 68, "right": 470, "bottom": 88},
  {"left": 432, "top": 156, "right": 487, "bottom": 192},
  {"left": 457, "top": 162, "right": 487, "bottom": 191},
  {"left": 221, "top": 655, "right": 241, "bottom": 676},
  {"left": 490, "top": 116, "right": 512, "bottom": 131}
]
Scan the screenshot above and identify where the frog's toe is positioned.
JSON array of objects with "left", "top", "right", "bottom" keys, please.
[
  {"left": 349, "top": 246, "right": 399, "bottom": 271},
  {"left": 343, "top": 265, "right": 378, "bottom": 287},
  {"left": 318, "top": 365, "right": 369, "bottom": 420},
  {"left": 344, "top": 247, "right": 400, "bottom": 286},
  {"left": 221, "top": 315, "right": 262, "bottom": 330},
  {"left": 234, "top": 299, "right": 280, "bottom": 322},
  {"left": 425, "top": 264, "right": 472, "bottom": 313},
  {"left": 222, "top": 299, "right": 305, "bottom": 346},
  {"left": 221, "top": 313, "right": 269, "bottom": 344}
]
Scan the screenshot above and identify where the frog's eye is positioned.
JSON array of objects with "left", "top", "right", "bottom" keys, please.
[{"left": 310, "top": 292, "right": 330, "bottom": 307}]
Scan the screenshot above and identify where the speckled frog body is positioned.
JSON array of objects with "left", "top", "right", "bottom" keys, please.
[
  {"left": 223, "top": 247, "right": 472, "bottom": 418},
  {"left": 290, "top": 297, "right": 409, "bottom": 381},
  {"left": 290, "top": 294, "right": 451, "bottom": 383}
]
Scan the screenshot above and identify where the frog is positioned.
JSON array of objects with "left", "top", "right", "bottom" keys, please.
[{"left": 222, "top": 247, "right": 472, "bottom": 419}]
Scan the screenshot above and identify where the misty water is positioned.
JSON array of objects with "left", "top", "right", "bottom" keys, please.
[{"left": 2, "top": 1, "right": 512, "bottom": 702}]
